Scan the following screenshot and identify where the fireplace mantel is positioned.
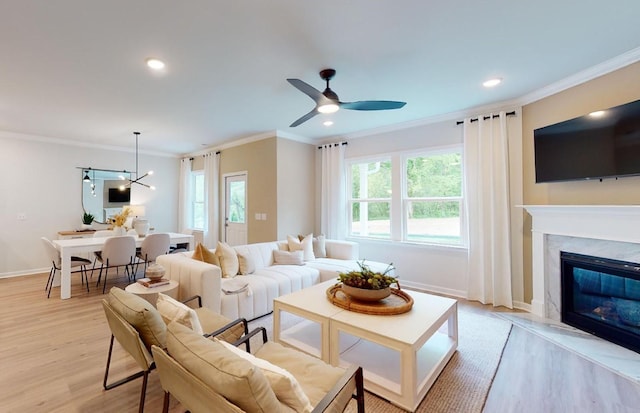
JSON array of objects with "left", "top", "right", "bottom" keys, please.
[{"left": 521, "top": 205, "right": 640, "bottom": 317}]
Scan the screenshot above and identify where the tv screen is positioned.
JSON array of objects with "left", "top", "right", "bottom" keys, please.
[
  {"left": 108, "top": 187, "right": 130, "bottom": 203},
  {"left": 534, "top": 99, "right": 640, "bottom": 183}
]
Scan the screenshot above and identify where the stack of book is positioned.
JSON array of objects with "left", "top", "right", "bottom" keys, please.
[{"left": 137, "top": 277, "right": 170, "bottom": 288}]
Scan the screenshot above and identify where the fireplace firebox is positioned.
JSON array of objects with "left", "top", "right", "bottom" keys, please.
[{"left": 561, "top": 252, "right": 640, "bottom": 354}]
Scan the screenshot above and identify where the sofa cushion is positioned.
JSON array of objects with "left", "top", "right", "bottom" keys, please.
[
  {"left": 108, "top": 287, "right": 166, "bottom": 350},
  {"left": 216, "top": 241, "right": 239, "bottom": 277},
  {"left": 217, "top": 339, "right": 312, "bottom": 413},
  {"left": 287, "top": 234, "right": 315, "bottom": 261},
  {"left": 156, "top": 293, "right": 204, "bottom": 334},
  {"left": 256, "top": 341, "right": 345, "bottom": 408},
  {"left": 298, "top": 234, "right": 326, "bottom": 259},
  {"left": 273, "top": 250, "right": 304, "bottom": 266},
  {"left": 166, "top": 322, "right": 281, "bottom": 413},
  {"left": 237, "top": 251, "right": 256, "bottom": 275}
]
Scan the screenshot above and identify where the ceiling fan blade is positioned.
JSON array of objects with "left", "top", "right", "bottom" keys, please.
[
  {"left": 287, "top": 78, "right": 325, "bottom": 103},
  {"left": 289, "top": 109, "right": 318, "bottom": 127},
  {"left": 340, "top": 100, "right": 406, "bottom": 111}
]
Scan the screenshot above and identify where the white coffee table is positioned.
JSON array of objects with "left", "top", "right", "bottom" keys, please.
[
  {"left": 125, "top": 280, "right": 179, "bottom": 306},
  {"left": 273, "top": 280, "right": 458, "bottom": 412}
]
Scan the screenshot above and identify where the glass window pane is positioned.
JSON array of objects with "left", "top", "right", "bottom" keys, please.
[
  {"left": 350, "top": 202, "right": 390, "bottom": 239},
  {"left": 406, "top": 153, "right": 462, "bottom": 197},
  {"left": 351, "top": 160, "right": 392, "bottom": 199},
  {"left": 228, "top": 181, "right": 245, "bottom": 223},
  {"left": 194, "top": 174, "right": 205, "bottom": 202},
  {"left": 193, "top": 203, "right": 205, "bottom": 229},
  {"left": 406, "top": 200, "right": 461, "bottom": 244}
]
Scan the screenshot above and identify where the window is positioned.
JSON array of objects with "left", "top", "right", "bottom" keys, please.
[
  {"left": 349, "top": 159, "right": 392, "bottom": 239},
  {"left": 347, "top": 146, "right": 464, "bottom": 246},
  {"left": 404, "top": 151, "right": 463, "bottom": 245},
  {"left": 191, "top": 171, "right": 205, "bottom": 229}
]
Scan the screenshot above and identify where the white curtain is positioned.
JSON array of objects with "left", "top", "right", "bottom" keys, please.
[
  {"left": 463, "top": 112, "right": 513, "bottom": 308},
  {"left": 178, "top": 158, "right": 192, "bottom": 233},
  {"left": 203, "top": 152, "right": 220, "bottom": 248},
  {"left": 320, "top": 142, "right": 346, "bottom": 239}
]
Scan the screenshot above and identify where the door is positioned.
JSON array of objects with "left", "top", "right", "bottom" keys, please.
[{"left": 224, "top": 173, "right": 247, "bottom": 246}]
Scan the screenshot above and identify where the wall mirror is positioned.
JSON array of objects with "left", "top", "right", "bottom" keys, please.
[{"left": 80, "top": 168, "right": 132, "bottom": 224}]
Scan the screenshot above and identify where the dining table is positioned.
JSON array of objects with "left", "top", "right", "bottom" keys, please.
[{"left": 51, "top": 232, "right": 194, "bottom": 299}]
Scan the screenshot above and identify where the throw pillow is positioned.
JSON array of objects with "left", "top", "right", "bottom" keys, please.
[
  {"left": 166, "top": 322, "right": 280, "bottom": 412},
  {"left": 191, "top": 242, "right": 205, "bottom": 261},
  {"left": 217, "top": 339, "right": 313, "bottom": 413},
  {"left": 302, "top": 234, "right": 326, "bottom": 258},
  {"left": 192, "top": 243, "right": 221, "bottom": 266},
  {"left": 156, "top": 293, "right": 204, "bottom": 335},
  {"left": 237, "top": 251, "right": 255, "bottom": 275},
  {"left": 200, "top": 244, "right": 221, "bottom": 266},
  {"left": 287, "top": 234, "right": 315, "bottom": 261},
  {"left": 273, "top": 250, "right": 305, "bottom": 266},
  {"left": 215, "top": 241, "right": 239, "bottom": 277},
  {"left": 314, "top": 234, "right": 326, "bottom": 258},
  {"left": 108, "top": 287, "right": 166, "bottom": 350}
]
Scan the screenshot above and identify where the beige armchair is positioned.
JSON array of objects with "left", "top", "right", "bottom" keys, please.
[
  {"left": 101, "top": 287, "right": 248, "bottom": 413},
  {"left": 152, "top": 322, "right": 365, "bottom": 413}
]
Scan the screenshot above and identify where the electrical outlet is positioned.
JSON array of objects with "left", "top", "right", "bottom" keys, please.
[
  {"left": 261, "top": 213, "right": 267, "bottom": 220},
  {"left": 17, "top": 212, "right": 26, "bottom": 221}
]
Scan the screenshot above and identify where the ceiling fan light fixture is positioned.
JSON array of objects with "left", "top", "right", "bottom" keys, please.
[{"left": 318, "top": 103, "right": 339, "bottom": 114}]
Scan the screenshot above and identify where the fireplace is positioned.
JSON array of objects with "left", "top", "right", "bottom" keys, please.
[{"left": 561, "top": 251, "right": 640, "bottom": 354}]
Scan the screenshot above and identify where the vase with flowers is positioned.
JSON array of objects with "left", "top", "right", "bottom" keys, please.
[
  {"left": 337, "top": 260, "right": 397, "bottom": 302},
  {"left": 111, "top": 207, "right": 132, "bottom": 236}
]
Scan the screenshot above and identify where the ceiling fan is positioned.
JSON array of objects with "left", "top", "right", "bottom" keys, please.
[{"left": 286, "top": 69, "right": 406, "bottom": 127}]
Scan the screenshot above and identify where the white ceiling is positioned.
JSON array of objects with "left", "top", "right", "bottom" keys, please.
[{"left": 1, "top": 1, "right": 640, "bottom": 156}]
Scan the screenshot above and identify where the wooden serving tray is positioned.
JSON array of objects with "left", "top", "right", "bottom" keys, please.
[{"left": 326, "top": 283, "right": 414, "bottom": 315}]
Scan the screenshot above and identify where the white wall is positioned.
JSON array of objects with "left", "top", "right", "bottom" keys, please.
[
  {"left": 0, "top": 133, "right": 180, "bottom": 277},
  {"left": 340, "top": 120, "right": 470, "bottom": 297}
]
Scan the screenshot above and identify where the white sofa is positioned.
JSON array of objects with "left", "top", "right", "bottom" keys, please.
[{"left": 156, "top": 239, "right": 392, "bottom": 321}]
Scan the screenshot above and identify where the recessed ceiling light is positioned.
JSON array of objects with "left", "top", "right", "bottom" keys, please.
[
  {"left": 146, "top": 58, "right": 165, "bottom": 70},
  {"left": 483, "top": 78, "right": 502, "bottom": 88},
  {"left": 323, "top": 120, "right": 334, "bottom": 126},
  {"left": 589, "top": 110, "right": 605, "bottom": 118}
]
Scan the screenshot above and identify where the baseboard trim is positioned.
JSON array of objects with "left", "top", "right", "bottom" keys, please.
[
  {"left": 0, "top": 268, "right": 47, "bottom": 279},
  {"left": 400, "top": 280, "right": 467, "bottom": 299}
]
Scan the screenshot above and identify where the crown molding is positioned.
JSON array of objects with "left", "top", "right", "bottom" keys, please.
[
  {"left": 0, "top": 130, "right": 177, "bottom": 158},
  {"left": 516, "top": 46, "right": 640, "bottom": 107},
  {"left": 185, "top": 129, "right": 314, "bottom": 157}
]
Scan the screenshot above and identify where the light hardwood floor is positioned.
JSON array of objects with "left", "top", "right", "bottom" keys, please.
[
  {"left": 0, "top": 271, "right": 504, "bottom": 412},
  {"left": 6, "top": 271, "right": 634, "bottom": 413}
]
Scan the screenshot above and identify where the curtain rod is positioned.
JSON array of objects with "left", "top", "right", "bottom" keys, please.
[
  {"left": 317, "top": 141, "right": 348, "bottom": 149},
  {"left": 455, "top": 111, "right": 516, "bottom": 125}
]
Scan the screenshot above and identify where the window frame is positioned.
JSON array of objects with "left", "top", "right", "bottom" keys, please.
[
  {"left": 190, "top": 170, "right": 205, "bottom": 230},
  {"left": 346, "top": 144, "right": 466, "bottom": 248}
]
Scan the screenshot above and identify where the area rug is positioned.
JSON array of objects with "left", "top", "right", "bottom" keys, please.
[{"left": 249, "top": 306, "right": 512, "bottom": 413}]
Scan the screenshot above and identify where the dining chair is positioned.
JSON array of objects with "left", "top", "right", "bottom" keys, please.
[
  {"left": 41, "top": 237, "right": 92, "bottom": 298},
  {"left": 135, "top": 233, "right": 171, "bottom": 275},
  {"left": 95, "top": 236, "right": 137, "bottom": 293},
  {"left": 90, "top": 230, "right": 115, "bottom": 277}
]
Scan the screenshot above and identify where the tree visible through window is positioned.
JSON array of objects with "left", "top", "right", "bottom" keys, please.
[
  {"left": 405, "top": 152, "right": 462, "bottom": 244},
  {"left": 348, "top": 147, "right": 464, "bottom": 246}
]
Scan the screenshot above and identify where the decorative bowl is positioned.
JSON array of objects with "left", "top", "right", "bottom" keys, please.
[
  {"left": 341, "top": 284, "right": 391, "bottom": 302},
  {"left": 145, "top": 263, "right": 165, "bottom": 280}
]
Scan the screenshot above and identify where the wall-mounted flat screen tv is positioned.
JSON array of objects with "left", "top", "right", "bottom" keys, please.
[
  {"left": 108, "top": 187, "right": 130, "bottom": 203},
  {"left": 534, "top": 98, "right": 640, "bottom": 183}
]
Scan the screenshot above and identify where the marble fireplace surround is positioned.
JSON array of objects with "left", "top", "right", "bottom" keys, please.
[
  {"left": 522, "top": 205, "right": 640, "bottom": 319},
  {"left": 516, "top": 205, "right": 640, "bottom": 384}
]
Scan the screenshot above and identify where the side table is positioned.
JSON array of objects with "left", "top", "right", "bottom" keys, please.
[{"left": 125, "top": 280, "right": 179, "bottom": 307}]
